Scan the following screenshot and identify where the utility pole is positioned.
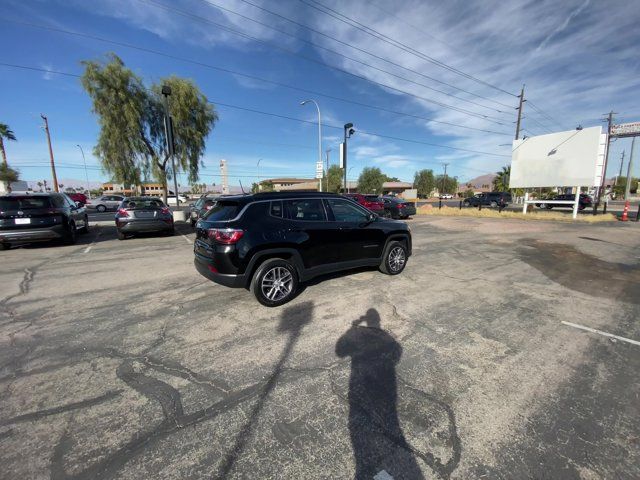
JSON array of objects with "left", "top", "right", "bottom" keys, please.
[
  {"left": 514, "top": 85, "right": 526, "bottom": 140},
  {"left": 595, "top": 110, "right": 616, "bottom": 211},
  {"left": 615, "top": 150, "right": 625, "bottom": 192},
  {"left": 325, "top": 148, "right": 331, "bottom": 192},
  {"left": 76, "top": 144, "right": 90, "bottom": 197},
  {"left": 41, "top": 114, "right": 59, "bottom": 192},
  {"left": 342, "top": 123, "right": 354, "bottom": 192},
  {"left": 625, "top": 137, "right": 636, "bottom": 201},
  {"left": 442, "top": 163, "right": 449, "bottom": 194}
]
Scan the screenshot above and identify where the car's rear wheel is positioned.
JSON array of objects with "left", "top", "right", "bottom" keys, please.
[
  {"left": 490, "top": 201, "right": 498, "bottom": 207},
  {"left": 380, "top": 241, "right": 407, "bottom": 275},
  {"left": 117, "top": 230, "right": 127, "bottom": 240},
  {"left": 96, "top": 205, "right": 106, "bottom": 213},
  {"left": 251, "top": 258, "right": 298, "bottom": 307},
  {"left": 546, "top": 205, "right": 553, "bottom": 210},
  {"left": 463, "top": 200, "right": 470, "bottom": 207},
  {"left": 79, "top": 215, "right": 89, "bottom": 233},
  {"left": 1, "top": 243, "right": 10, "bottom": 251},
  {"left": 64, "top": 222, "right": 77, "bottom": 245}
]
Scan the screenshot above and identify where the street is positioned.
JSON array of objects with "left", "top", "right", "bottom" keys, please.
[{"left": 1, "top": 217, "right": 639, "bottom": 479}]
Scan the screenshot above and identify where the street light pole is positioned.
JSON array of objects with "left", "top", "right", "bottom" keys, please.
[
  {"left": 300, "top": 100, "right": 322, "bottom": 192},
  {"left": 41, "top": 114, "right": 59, "bottom": 192},
  {"left": 76, "top": 144, "right": 90, "bottom": 197},
  {"left": 257, "top": 158, "right": 262, "bottom": 191},
  {"left": 347, "top": 166, "right": 354, "bottom": 193},
  {"left": 161, "top": 85, "right": 179, "bottom": 207}
]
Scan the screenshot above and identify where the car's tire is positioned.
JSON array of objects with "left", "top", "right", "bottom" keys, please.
[
  {"left": 546, "top": 205, "right": 553, "bottom": 210},
  {"left": 166, "top": 227, "right": 175, "bottom": 236},
  {"left": 490, "top": 201, "right": 498, "bottom": 208},
  {"left": 64, "top": 222, "right": 77, "bottom": 245},
  {"left": 117, "top": 230, "right": 127, "bottom": 240},
  {"left": 1, "top": 243, "right": 10, "bottom": 251},
  {"left": 79, "top": 215, "right": 89, "bottom": 233},
  {"left": 191, "top": 219, "right": 196, "bottom": 228},
  {"left": 463, "top": 200, "right": 470, "bottom": 207},
  {"left": 380, "top": 240, "right": 407, "bottom": 275},
  {"left": 251, "top": 258, "right": 299, "bottom": 307},
  {"left": 96, "top": 205, "right": 106, "bottom": 213}
]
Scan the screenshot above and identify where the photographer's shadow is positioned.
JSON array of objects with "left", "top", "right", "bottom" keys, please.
[{"left": 336, "top": 309, "right": 424, "bottom": 480}]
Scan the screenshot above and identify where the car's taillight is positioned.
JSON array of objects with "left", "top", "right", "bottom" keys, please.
[
  {"left": 207, "top": 228, "right": 244, "bottom": 244},
  {"left": 205, "top": 204, "right": 213, "bottom": 211},
  {"left": 160, "top": 207, "right": 171, "bottom": 215},
  {"left": 117, "top": 208, "right": 129, "bottom": 217}
]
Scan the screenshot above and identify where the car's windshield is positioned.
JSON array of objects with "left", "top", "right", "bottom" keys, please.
[{"left": 0, "top": 197, "right": 52, "bottom": 211}]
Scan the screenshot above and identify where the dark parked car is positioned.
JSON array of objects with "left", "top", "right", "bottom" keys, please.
[
  {"left": 188, "top": 194, "right": 217, "bottom": 227},
  {"left": 343, "top": 193, "right": 385, "bottom": 214},
  {"left": 86, "top": 194, "right": 124, "bottom": 212},
  {"left": 115, "top": 196, "right": 174, "bottom": 240},
  {"left": 536, "top": 194, "right": 592, "bottom": 210},
  {"left": 463, "top": 192, "right": 512, "bottom": 207},
  {"left": 381, "top": 196, "right": 416, "bottom": 219},
  {"left": 0, "top": 193, "right": 88, "bottom": 249},
  {"left": 194, "top": 192, "right": 412, "bottom": 306}
]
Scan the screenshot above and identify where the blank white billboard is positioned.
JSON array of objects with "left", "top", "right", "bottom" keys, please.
[{"left": 509, "top": 126, "right": 602, "bottom": 188}]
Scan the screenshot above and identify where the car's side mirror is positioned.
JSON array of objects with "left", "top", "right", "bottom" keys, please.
[
  {"left": 75, "top": 201, "right": 82, "bottom": 208},
  {"left": 189, "top": 203, "right": 194, "bottom": 207}
]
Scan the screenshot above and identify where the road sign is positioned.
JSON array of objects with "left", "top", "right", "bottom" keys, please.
[
  {"left": 315, "top": 161, "right": 323, "bottom": 179},
  {"left": 611, "top": 122, "right": 640, "bottom": 138}
]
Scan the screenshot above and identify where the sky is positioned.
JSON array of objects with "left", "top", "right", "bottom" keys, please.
[{"left": 1, "top": 0, "right": 639, "bottom": 189}]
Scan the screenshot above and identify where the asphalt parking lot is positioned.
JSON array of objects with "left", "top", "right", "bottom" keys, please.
[{"left": 1, "top": 217, "right": 639, "bottom": 479}]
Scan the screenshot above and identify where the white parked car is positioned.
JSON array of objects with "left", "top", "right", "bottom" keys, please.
[
  {"left": 166, "top": 195, "right": 189, "bottom": 206},
  {"left": 439, "top": 194, "right": 454, "bottom": 199}
]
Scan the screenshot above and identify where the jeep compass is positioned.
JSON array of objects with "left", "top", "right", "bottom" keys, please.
[{"left": 193, "top": 192, "right": 411, "bottom": 306}]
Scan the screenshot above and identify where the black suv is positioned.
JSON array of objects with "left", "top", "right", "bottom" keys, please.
[
  {"left": 536, "top": 193, "right": 592, "bottom": 210},
  {"left": 0, "top": 193, "right": 89, "bottom": 249},
  {"left": 193, "top": 192, "right": 412, "bottom": 306},
  {"left": 463, "top": 191, "right": 512, "bottom": 207}
]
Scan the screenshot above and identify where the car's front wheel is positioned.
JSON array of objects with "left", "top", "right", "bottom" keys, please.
[
  {"left": 251, "top": 258, "right": 298, "bottom": 307},
  {"left": 64, "top": 222, "right": 77, "bottom": 245},
  {"left": 463, "top": 200, "right": 470, "bottom": 207},
  {"left": 380, "top": 241, "right": 407, "bottom": 275},
  {"left": 96, "top": 205, "right": 106, "bottom": 213}
]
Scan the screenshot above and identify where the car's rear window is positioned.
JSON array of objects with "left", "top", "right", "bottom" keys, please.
[
  {"left": 202, "top": 201, "right": 240, "bottom": 221},
  {"left": 0, "top": 197, "right": 52, "bottom": 211},
  {"left": 364, "top": 195, "right": 380, "bottom": 202},
  {"left": 122, "top": 198, "right": 166, "bottom": 209}
]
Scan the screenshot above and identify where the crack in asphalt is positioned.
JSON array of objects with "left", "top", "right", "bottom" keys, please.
[{"left": 0, "top": 390, "right": 124, "bottom": 427}]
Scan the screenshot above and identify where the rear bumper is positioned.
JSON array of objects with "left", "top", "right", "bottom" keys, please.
[
  {"left": 194, "top": 254, "right": 246, "bottom": 288},
  {"left": 400, "top": 207, "right": 417, "bottom": 216},
  {"left": 117, "top": 219, "right": 173, "bottom": 233},
  {"left": 0, "top": 226, "right": 64, "bottom": 243}
]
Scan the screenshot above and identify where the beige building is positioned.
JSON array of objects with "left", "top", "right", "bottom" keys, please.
[{"left": 101, "top": 182, "right": 172, "bottom": 196}]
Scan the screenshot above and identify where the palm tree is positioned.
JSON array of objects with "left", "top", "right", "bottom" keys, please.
[
  {"left": 492, "top": 166, "right": 510, "bottom": 192},
  {"left": 0, "top": 163, "right": 19, "bottom": 193},
  {"left": 0, "top": 123, "right": 17, "bottom": 166}
]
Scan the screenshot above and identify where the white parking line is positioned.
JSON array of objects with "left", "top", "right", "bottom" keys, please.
[
  {"left": 374, "top": 470, "right": 394, "bottom": 480},
  {"left": 83, "top": 246, "right": 93, "bottom": 254},
  {"left": 181, "top": 234, "right": 193, "bottom": 245},
  {"left": 561, "top": 321, "right": 640, "bottom": 347}
]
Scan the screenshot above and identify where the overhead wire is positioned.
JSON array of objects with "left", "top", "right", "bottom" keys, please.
[
  {"left": 180, "top": 0, "right": 514, "bottom": 113},
  {"left": 3, "top": 18, "right": 512, "bottom": 130},
  {"left": 297, "top": 0, "right": 517, "bottom": 97}
]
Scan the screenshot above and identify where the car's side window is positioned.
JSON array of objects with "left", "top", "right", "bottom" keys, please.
[
  {"left": 51, "top": 195, "right": 65, "bottom": 208},
  {"left": 283, "top": 199, "right": 326, "bottom": 221},
  {"left": 270, "top": 201, "right": 283, "bottom": 218},
  {"left": 62, "top": 194, "right": 76, "bottom": 208},
  {"left": 326, "top": 198, "right": 369, "bottom": 222}
]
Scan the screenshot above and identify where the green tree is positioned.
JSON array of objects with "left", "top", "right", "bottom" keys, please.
[
  {"left": 492, "top": 166, "right": 510, "bottom": 192},
  {"left": 251, "top": 180, "right": 274, "bottom": 193},
  {"left": 357, "top": 167, "right": 386, "bottom": 194},
  {"left": 326, "top": 165, "right": 344, "bottom": 193},
  {"left": 436, "top": 174, "right": 458, "bottom": 194},
  {"left": 0, "top": 123, "right": 17, "bottom": 167},
  {"left": 81, "top": 54, "right": 218, "bottom": 203},
  {"left": 414, "top": 169, "right": 435, "bottom": 198},
  {"left": 0, "top": 163, "right": 19, "bottom": 193},
  {"left": 613, "top": 176, "right": 639, "bottom": 196}
]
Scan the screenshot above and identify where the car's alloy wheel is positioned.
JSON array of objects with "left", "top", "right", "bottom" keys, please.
[
  {"left": 252, "top": 258, "right": 298, "bottom": 307},
  {"left": 490, "top": 201, "right": 498, "bottom": 207},
  {"left": 96, "top": 205, "right": 106, "bottom": 213},
  {"left": 261, "top": 266, "right": 293, "bottom": 302},
  {"left": 380, "top": 241, "right": 407, "bottom": 275}
]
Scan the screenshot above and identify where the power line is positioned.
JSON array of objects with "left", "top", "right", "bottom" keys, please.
[
  {"left": 527, "top": 101, "right": 565, "bottom": 130},
  {"left": 4, "top": 18, "right": 511, "bottom": 128},
  {"left": 177, "top": 0, "right": 514, "bottom": 113},
  {"left": 0, "top": 58, "right": 510, "bottom": 137},
  {"left": 0, "top": 62, "right": 510, "bottom": 160},
  {"left": 297, "top": 0, "right": 517, "bottom": 97}
]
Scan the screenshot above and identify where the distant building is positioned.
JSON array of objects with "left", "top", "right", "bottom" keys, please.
[{"left": 264, "top": 178, "right": 316, "bottom": 191}]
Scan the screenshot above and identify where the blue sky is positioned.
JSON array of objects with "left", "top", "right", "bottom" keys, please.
[{"left": 1, "top": 0, "right": 639, "bottom": 188}]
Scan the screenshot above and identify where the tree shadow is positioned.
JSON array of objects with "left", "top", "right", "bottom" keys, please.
[{"left": 215, "top": 301, "right": 313, "bottom": 479}]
